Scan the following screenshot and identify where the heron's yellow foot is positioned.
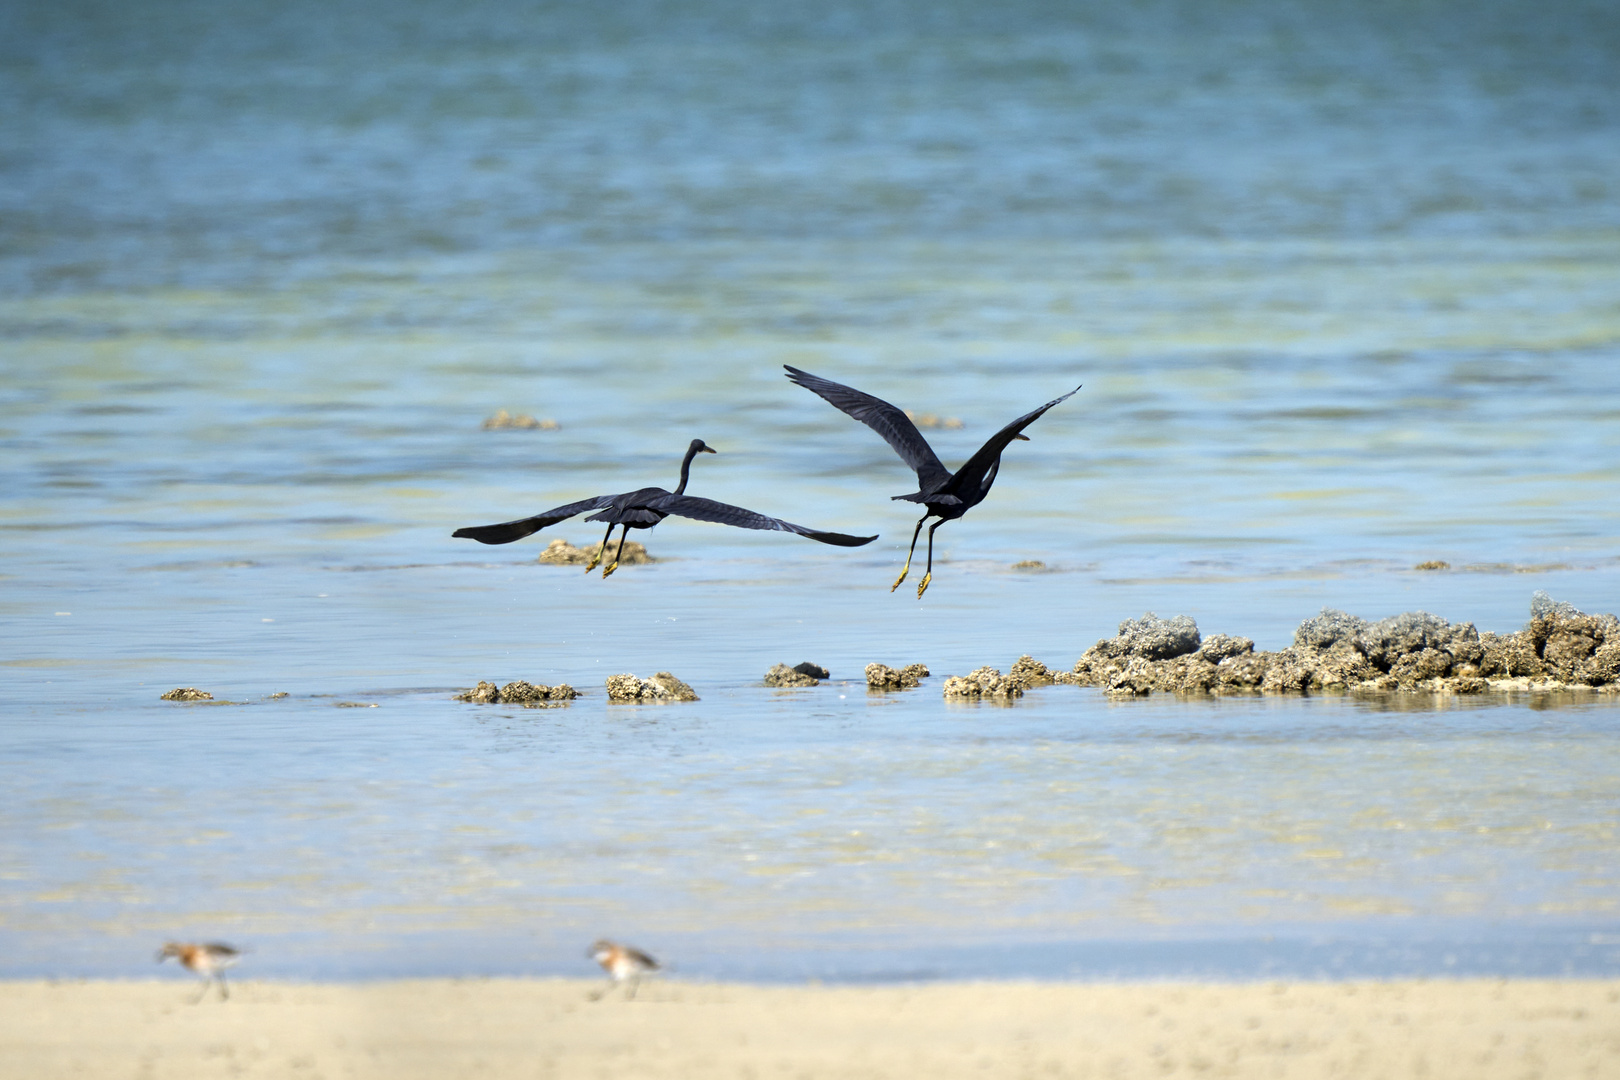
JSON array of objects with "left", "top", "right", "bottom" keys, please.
[
  {"left": 916, "top": 572, "right": 931, "bottom": 598},
  {"left": 890, "top": 562, "right": 912, "bottom": 592},
  {"left": 585, "top": 555, "right": 600, "bottom": 572},
  {"left": 602, "top": 561, "right": 619, "bottom": 579}
]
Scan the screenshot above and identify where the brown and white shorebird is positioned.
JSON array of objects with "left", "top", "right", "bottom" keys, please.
[
  {"left": 587, "top": 939, "right": 660, "bottom": 1000},
  {"left": 156, "top": 941, "right": 240, "bottom": 1002}
]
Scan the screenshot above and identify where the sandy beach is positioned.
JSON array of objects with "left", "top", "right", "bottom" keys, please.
[{"left": 3, "top": 978, "right": 1616, "bottom": 1079}]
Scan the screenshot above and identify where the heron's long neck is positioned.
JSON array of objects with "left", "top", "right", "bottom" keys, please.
[{"left": 674, "top": 445, "right": 703, "bottom": 495}]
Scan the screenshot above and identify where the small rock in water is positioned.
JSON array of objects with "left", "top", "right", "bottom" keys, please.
[
  {"left": 765, "top": 663, "right": 820, "bottom": 687},
  {"left": 942, "top": 666, "right": 1027, "bottom": 699},
  {"left": 454, "top": 680, "right": 578, "bottom": 706},
  {"left": 456, "top": 681, "right": 502, "bottom": 704},
  {"left": 160, "top": 687, "right": 213, "bottom": 701},
  {"left": 865, "top": 662, "right": 930, "bottom": 690},
  {"left": 792, "top": 661, "right": 830, "bottom": 680},
  {"left": 481, "top": 409, "right": 559, "bottom": 430},
  {"left": 1414, "top": 560, "right": 1450, "bottom": 570},
  {"left": 1010, "top": 560, "right": 1049, "bottom": 572},
  {"left": 537, "top": 537, "right": 654, "bottom": 566},
  {"left": 1008, "top": 655, "right": 1055, "bottom": 685},
  {"left": 605, "top": 672, "right": 698, "bottom": 703},
  {"left": 334, "top": 701, "right": 379, "bottom": 708}
]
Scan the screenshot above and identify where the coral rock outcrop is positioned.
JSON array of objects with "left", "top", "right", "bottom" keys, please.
[
  {"left": 606, "top": 672, "right": 699, "bottom": 702},
  {"left": 865, "top": 663, "right": 930, "bottom": 690}
]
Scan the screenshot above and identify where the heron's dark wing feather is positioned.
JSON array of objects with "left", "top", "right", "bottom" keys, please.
[
  {"left": 784, "top": 366, "right": 951, "bottom": 492},
  {"left": 949, "top": 386, "right": 1080, "bottom": 494},
  {"left": 451, "top": 495, "right": 614, "bottom": 545},
  {"left": 654, "top": 494, "right": 878, "bottom": 547}
]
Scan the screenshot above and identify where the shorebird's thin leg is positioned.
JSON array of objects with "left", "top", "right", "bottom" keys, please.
[
  {"left": 891, "top": 515, "right": 927, "bottom": 592},
  {"left": 602, "top": 527, "right": 632, "bottom": 579},
  {"left": 625, "top": 974, "right": 641, "bottom": 1001},
  {"left": 191, "top": 979, "right": 210, "bottom": 1005},
  {"left": 918, "top": 520, "right": 946, "bottom": 598},
  {"left": 587, "top": 979, "right": 615, "bottom": 1002},
  {"left": 585, "top": 522, "right": 615, "bottom": 573},
  {"left": 216, "top": 972, "right": 229, "bottom": 1001}
]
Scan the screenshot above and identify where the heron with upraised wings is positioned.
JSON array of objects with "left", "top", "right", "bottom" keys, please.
[{"left": 785, "top": 366, "right": 1078, "bottom": 596}]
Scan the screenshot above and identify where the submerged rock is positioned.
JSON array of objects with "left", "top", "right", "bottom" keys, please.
[
  {"left": 455, "top": 680, "right": 578, "bottom": 706},
  {"left": 865, "top": 662, "right": 930, "bottom": 690},
  {"left": 606, "top": 671, "right": 699, "bottom": 703},
  {"left": 482, "top": 409, "right": 559, "bottom": 430},
  {"left": 537, "top": 537, "right": 654, "bottom": 566},
  {"left": 942, "top": 666, "right": 1026, "bottom": 699},
  {"left": 161, "top": 687, "right": 213, "bottom": 701},
  {"left": 903, "top": 410, "right": 962, "bottom": 430},
  {"left": 792, "top": 661, "right": 830, "bottom": 680},
  {"left": 765, "top": 663, "right": 820, "bottom": 688}
]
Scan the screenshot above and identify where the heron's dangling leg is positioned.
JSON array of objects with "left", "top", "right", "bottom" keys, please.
[
  {"left": 602, "top": 526, "right": 631, "bottom": 579},
  {"left": 585, "top": 522, "right": 616, "bottom": 573},
  {"left": 891, "top": 515, "right": 928, "bottom": 592},
  {"left": 918, "top": 520, "right": 946, "bottom": 598}
]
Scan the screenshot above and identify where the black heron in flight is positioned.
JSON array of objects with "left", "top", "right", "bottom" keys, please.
[
  {"left": 452, "top": 438, "right": 877, "bottom": 576},
  {"left": 785, "top": 366, "right": 1079, "bottom": 596}
]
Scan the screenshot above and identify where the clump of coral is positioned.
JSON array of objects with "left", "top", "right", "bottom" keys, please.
[
  {"left": 865, "top": 663, "right": 930, "bottom": 690},
  {"left": 605, "top": 672, "right": 699, "bottom": 702},
  {"left": 537, "top": 537, "right": 654, "bottom": 566},
  {"left": 455, "top": 680, "right": 578, "bottom": 706},
  {"left": 160, "top": 687, "right": 213, "bottom": 701},
  {"left": 765, "top": 663, "right": 825, "bottom": 687},
  {"left": 1004, "top": 655, "right": 1085, "bottom": 686},
  {"left": 1063, "top": 594, "right": 1618, "bottom": 696},
  {"left": 942, "top": 666, "right": 1028, "bottom": 699}
]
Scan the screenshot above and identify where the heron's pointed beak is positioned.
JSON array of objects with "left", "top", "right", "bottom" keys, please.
[
  {"left": 1014, "top": 433, "right": 1030, "bottom": 441},
  {"left": 702, "top": 447, "right": 717, "bottom": 454}
]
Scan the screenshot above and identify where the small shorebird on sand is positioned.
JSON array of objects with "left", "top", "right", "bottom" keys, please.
[
  {"left": 156, "top": 941, "right": 240, "bottom": 1002},
  {"left": 587, "top": 939, "right": 660, "bottom": 1000}
]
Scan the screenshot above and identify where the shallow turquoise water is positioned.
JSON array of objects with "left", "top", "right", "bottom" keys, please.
[{"left": 2, "top": 0, "right": 1619, "bottom": 980}]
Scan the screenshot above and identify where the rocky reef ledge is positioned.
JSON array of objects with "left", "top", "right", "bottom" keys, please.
[{"left": 957, "top": 593, "right": 1620, "bottom": 698}]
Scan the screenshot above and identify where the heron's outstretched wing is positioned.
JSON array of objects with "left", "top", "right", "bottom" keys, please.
[
  {"left": 949, "top": 386, "right": 1080, "bottom": 494},
  {"left": 784, "top": 365, "right": 951, "bottom": 493},
  {"left": 654, "top": 494, "right": 878, "bottom": 547},
  {"left": 451, "top": 495, "right": 615, "bottom": 545}
]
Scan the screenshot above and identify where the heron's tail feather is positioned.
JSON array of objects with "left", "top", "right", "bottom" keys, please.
[{"left": 452, "top": 519, "right": 546, "bottom": 545}]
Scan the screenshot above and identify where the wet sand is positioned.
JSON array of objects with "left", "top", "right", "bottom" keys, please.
[{"left": 3, "top": 978, "right": 1615, "bottom": 1079}]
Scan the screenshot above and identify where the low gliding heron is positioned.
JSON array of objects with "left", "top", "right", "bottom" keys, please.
[
  {"left": 784, "top": 366, "right": 1079, "bottom": 596},
  {"left": 452, "top": 438, "right": 877, "bottom": 575}
]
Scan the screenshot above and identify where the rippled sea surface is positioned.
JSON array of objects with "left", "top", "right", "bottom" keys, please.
[{"left": 3, "top": 0, "right": 1619, "bottom": 980}]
